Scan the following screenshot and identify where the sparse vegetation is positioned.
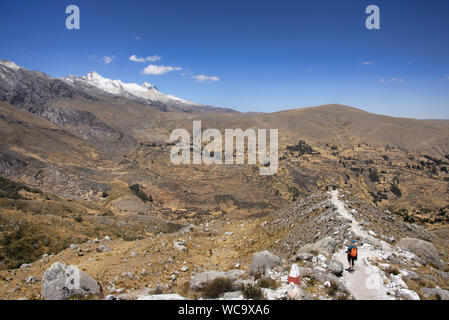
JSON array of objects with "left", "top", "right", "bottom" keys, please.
[
  {"left": 0, "top": 176, "right": 41, "bottom": 200},
  {"left": 129, "top": 184, "right": 153, "bottom": 203},
  {"left": 201, "top": 278, "right": 233, "bottom": 299},
  {"left": 258, "top": 277, "right": 280, "bottom": 289},
  {"left": 385, "top": 266, "right": 400, "bottom": 276},
  {"left": 241, "top": 283, "right": 265, "bottom": 300},
  {"left": 325, "top": 282, "right": 340, "bottom": 297}
]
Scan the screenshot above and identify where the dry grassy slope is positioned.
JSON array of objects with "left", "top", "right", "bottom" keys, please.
[
  {"left": 157, "top": 105, "right": 449, "bottom": 152},
  {"left": 46, "top": 100, "right": 449, "bottom": 153},
  {"left": 1, "top": 190, "right": 447, "bottom": 300},
  {"left": 0, "top": 102, "right": 100, "bottom": 167}
]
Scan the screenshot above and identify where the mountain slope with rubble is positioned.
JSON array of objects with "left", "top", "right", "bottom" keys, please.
[{"left": 1, "top": 188, "right": 447, "bottom": 300}]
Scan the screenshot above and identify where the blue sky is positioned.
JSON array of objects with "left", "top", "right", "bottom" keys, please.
[{"left": 1, "top": 0, "right": 448, "bottom": 118}]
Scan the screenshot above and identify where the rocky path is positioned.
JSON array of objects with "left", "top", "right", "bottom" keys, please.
[{"left": 330, "top": 190, "right": 393, "bottom": 300}]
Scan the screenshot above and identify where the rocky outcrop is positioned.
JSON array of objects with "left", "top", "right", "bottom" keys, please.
[
  {"left": 296, "top": 236, "right": 338, "bottom": 256},
  {"left": 421, "top": 288, "right": 449, "bottom": 300},
  {"left": 190, "top": 269, "right": 246, "bottom": 291},
  {"left": 190, "top": 271, "right": 227, "bottom": 291},
  {"left": 248, "top": 250, "right": 281, "bottom": 275},
  {"left": 397, "top": 238, "right": 444, "bottom": 269},
  {"left": 325, "top": 259, "right": 344, "bottom": 277},
  {"left": 110, "top": 195, "right": 151, "bottom": 215},
  {"left": 41, "top": 262, "right": 102, "bottom": 300}
]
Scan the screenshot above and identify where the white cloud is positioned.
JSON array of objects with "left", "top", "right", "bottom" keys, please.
[
  {"left": 141, "top": 65, "right": 182, "bottom": 75},
  {"left": 444, "top": 74, "right": 449, "bottom": 80},
  {"left": 129, "top": 54, "right": 162, "bottom": 63},
  {"left": 390, "top": 78, "right": 405, "bottom": 83},
  {"left": 135, "top": 36, "right": 141, "bottom": 40},
  {"left": 379, "top": 78, "right": 385, "bottom": 83},
  {"left": 192, "top": 74, "right": 220, "bottom": 82},
  {"left": 363, "top": 61, "right": 374, "bottom": 65},
  {"left": 86, "top": 54, "right": 96, "bottom": 61},
  {"left": 100, "top": 55, "right": 115, "bottom": 64}
]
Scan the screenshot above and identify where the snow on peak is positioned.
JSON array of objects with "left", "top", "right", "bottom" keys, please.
[
  {"left": 0, "top": 60, "right": 21, "bottom": 71},
  {"left": 142, "top": 82, "right": 158, "bottom": 91},
  {"left": 64, "top": 71, "right": 196, "bottom": 107}
]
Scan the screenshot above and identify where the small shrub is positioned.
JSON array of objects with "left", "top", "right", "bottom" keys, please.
[
  {"left": 74, "top": 216, "right": 83, "bottom": 223},
  {"left": 178, "top": 281, "right": 191, "bottom": 297},
  {"left": 252, "top": 269, "right": 265, "bottom": 280},
  {"left": 369, "top": 169, "right": 380, "bottom": 183},
  {"left": 102, "top": 210, "right": 114, "bottom": 216},
  {"left": 129, "top": 184, "right": 153, "bottom": 202},
  {"left": 390, "top": 184, "right": 402, "bottom": 197},
  {"left": 201, "top": 278, "right": 233, "bottom": 299},
  {"left": 258, "top": 277, "right": 279, "bottom": 290},
  {"left": 326, "top": 282, "right": 340, "bottom": 297},
  {"left": 385, "top": 266, "right": 400, "bottom": 276},
  {"left": 336, "top": 290, "right": 351, "bottom": 300},
  {"left": 241, "top": 283, "right": 265, "bottom": 300}
]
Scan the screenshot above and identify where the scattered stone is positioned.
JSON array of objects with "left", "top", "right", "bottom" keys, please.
[
  {"left": 180, "top": 266, "right": 189, "bottom": 272},
  {"left": 26, "top": 276, "right": 39, "bottom": 284},
  {"left": 290, "top": 252, "right": 313, "bottom": 262},
  {"left": 421, "top": 288, "right": 449, "bottom": 300},
  {"left": 121, "top": 272, "right": 134, "bottom": 279},
  {"left": 381, "top": 235, "right": 396, "bottom": 243},
  {"left": 173, "top": 240, "right": 187, "bottom": 251},
  {"left": 220, "top": 291, "right": 244, "bottom": 300},
  {"left": 96, "top": 244, "right": 111, "bottom": 253},
  {"left": 398, "top": 288, "right": 420, "bottom": 300}
]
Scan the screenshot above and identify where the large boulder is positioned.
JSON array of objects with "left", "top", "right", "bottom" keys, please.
[
  {"left": 41, "top": 262, "right": 102, "bottom": 300},
  {"left": 248, "top": 250, "right": 281, "bottom": 275},
  {"left": 325, "top": 259, "right": 344, "bottom": 277},
  {"left": 397, "top": 238, "right": 444, "bottom": 269},
  {"left": 296, "top": 237, "right": 338, "bottom": 256},
  {"left": 190, "top": 271, "right": 226, "bottom": 291},
  {"left": 189, "top": 269, "right": 245, "bottom": 291}
]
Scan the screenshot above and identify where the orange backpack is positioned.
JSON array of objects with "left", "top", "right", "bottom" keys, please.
[{"left": 350, "top": 247, "right": 357, "bottom": 257}]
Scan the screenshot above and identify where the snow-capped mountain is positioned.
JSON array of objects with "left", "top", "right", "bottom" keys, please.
[
  {"left": 0, "top": 60, "right": 234, "bottom": 113},
  {"left": 64, "top": 71, "right": 203, "bottom": 112}
]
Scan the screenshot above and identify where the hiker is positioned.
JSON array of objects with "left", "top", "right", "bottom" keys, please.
[{"left": 347, "top": 240, "right": 358, "bottom": 271}]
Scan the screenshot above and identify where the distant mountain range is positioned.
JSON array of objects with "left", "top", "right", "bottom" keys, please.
[{"left": 0, "top": 60, "right": 235, "bottom": 113}]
